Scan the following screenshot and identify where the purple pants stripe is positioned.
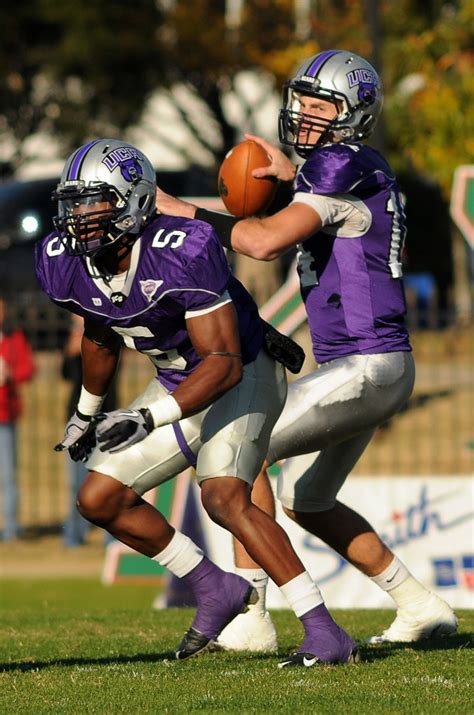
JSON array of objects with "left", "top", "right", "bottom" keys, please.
[{"left": 172, "top": 422, "right": 197, "bottom": 467}]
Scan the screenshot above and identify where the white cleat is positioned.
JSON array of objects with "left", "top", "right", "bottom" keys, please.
[
  {"left": 367, "top": 594, "right": 458, "bottom": 644},
  {"left": 215, "top": 609, "right": 278, "bottom": 653}
]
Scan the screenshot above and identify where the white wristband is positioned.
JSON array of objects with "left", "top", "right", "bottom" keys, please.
[
  {"left": 77, "top": 386, "right": 106, "bottom": 416},
  {"left": 147, "top": 394, "right": 182, "bottom": 428}
]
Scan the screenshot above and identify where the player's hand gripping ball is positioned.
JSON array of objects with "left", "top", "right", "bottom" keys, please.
[{"left": 218, "top": 140, "right": 277, "bottom": 216}]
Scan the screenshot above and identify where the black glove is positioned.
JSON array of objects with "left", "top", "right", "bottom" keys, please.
[
  {"left": 54, "top": 410, "right": 97, "bottom": 462},
  {"left": 262, "top": 322, "right": 305, "bottom": 374},
  {"left": 96, "top": 408, "right": 155, "bottom": 453}
]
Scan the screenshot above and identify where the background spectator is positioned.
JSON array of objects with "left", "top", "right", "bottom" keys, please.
[{"left": 0, "top": 294, "right": 35, "bottom": 540}]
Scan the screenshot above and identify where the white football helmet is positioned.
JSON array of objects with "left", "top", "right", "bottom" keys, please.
[
  {"left": 279, "top": 49, "right": 384, "bottom": 156},
  {"left": 53, "top": 138, "right": 156, "bottom": 256}
]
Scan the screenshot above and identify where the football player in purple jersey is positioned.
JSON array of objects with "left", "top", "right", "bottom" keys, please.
[
  {"left": 156, "top": 49, "right": 457, "bottom": 652},
  {"left": 36, "top": 138, "right": 360, "bottom": 667}
]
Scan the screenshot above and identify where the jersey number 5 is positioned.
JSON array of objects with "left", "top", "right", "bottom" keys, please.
[{"left": 152, "top": 229, "right": 187, "bottom": 249}]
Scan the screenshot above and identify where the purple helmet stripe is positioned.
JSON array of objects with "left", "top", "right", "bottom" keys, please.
[
  {"left": 305, "top": 49, "right": 340, "bottom": 78},
  {"left": 68, "top": 139, "right": 103, "bottom": 181}
]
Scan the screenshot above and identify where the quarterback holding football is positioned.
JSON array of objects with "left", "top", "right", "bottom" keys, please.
[{"left": 156, "top": 49, "right": 457, "bottom": 653}]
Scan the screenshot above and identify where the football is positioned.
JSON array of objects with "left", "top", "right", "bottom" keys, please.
[{"left": 217, "top": 140, "right": 278, "bottom": 217}]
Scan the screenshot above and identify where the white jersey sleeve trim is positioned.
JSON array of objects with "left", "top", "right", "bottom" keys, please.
[
  {"left": 185, "top": 290, "right": 232, "bottom": 319},
  {"left": 292, "top": 192, "right": 372, "bottom": 238}
]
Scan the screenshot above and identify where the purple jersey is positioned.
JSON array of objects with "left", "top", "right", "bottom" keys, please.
[
  {"left": 36, "top": 215, "right": 263, "bottom": 390},
  {"left": 294, "top": 142, "right": 411, "bottom": 363}
]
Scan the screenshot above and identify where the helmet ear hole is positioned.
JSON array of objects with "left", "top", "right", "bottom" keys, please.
[{"left": 360, "top": 115, "right": 373, "bottom": 128}]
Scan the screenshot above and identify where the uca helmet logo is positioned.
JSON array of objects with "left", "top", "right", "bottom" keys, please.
[
  {"left": 346, "top": 68, "right": 378, "bottom": 106},
  {"left": 102, "top": 146, "right": 144, "bottom": 182}
]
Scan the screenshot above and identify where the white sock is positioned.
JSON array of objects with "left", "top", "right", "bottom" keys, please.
[
  {"left": 370, "top": 556, "right": 410, "bottom": 592},
  {"left": 279, "top": 572, "right": 324, "bottom": 617},
  {"left": 152, "top": 530, "right": 203, "bottom": 578},
  {"left": 387, "top": 576, "right": 433, "bottom": 610},
  {"left": 370, "top": 556, "right": 429, "bottom": 609},
  {"left": 235, "top": 567, "right": 268, "bottom": 614}
]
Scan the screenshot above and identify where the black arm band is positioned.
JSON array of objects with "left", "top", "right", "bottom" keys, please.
[{"left": 195, "top": 208, "right": 241, "bottom": 250}]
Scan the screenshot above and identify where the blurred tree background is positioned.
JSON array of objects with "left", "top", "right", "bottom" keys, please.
[
  {"left": 0, "top": 0, "right": 472, "bottom": 313},
  {"left": 1, "top": 0, "right": 472, "bottom": 190},
  {"left": 0, "top": 0, "right": 165, "bottom": 169}
]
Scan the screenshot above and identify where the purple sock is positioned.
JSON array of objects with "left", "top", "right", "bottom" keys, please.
[
  {"left": 298, "top": 603, "right": 357, "bottom": 663},
  {"left": 181, "top": 557, "right": 225, "bottom": 600},
  {"left": 300, "top": 603, "right": 337, "bottom": 630},
  {"left": 181, "top": 557, "right": 253, "bottom": 639}
]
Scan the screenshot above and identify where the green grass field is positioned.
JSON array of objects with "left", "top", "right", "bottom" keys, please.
[{"left": 1, "top": 578, "right": 472, "bottom": 714}]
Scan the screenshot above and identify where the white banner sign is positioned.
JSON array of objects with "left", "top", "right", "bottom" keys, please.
[{"left": 201, "top": 476, "right": 474, "bottom": 609}]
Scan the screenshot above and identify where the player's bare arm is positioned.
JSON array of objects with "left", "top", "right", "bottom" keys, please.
[
  {"left": 172, "top": 301, "right": 243, "bottom": 416},
  {"left": 81, "top": 320, "right": 122, "bottom": 397},
  {"left": 230, "top": 202, "right": 323, "bottom": 261},
  {"left": 54, "top": 321, "right": 122, "bottom": 457},
  {"left": 156, "top": 189, "right": 323, "bottom": 261},
  {"left": 155, "top": 186, "right": 197, "bottom": 219},
  {"left": 93, "top": 302, "right": 243, "bottom": 454}
]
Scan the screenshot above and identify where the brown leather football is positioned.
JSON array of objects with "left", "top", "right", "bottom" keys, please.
[{"left": 218, "top": 140, "right": 277, "bottom": 216}]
